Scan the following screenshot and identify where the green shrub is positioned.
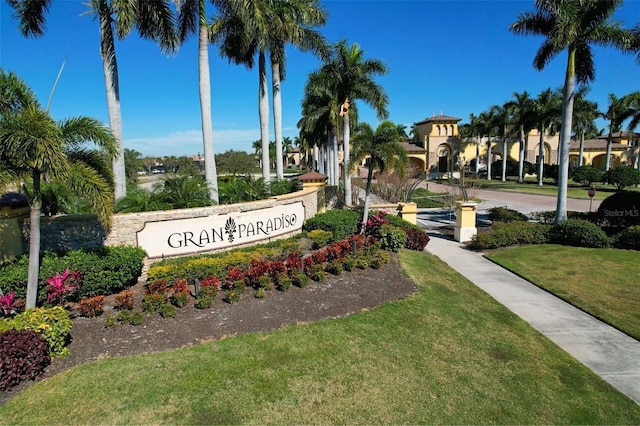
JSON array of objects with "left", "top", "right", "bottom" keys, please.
[
  {"left": 341, "top": 257, "right": 357, "bottom": 272},
  {"left": 605, "top": 166, "right": 640, "bottom": 191},
  {"left": 597, "top": 191, "right": 640, "bottom": 229},
  {"left": 0, "top": 329, "right": 51, "bottom": 391},
  {"left": 369, "top": 250, "right": 391, "bottom": 269},
  {"left": 0, "top": 245, "right": 146, "bottom": 305},
  {"left": 303, "top": 209, "right": 360, "bottom": 242},
  {"left": 307, "top": 264, "right": 326, "bottom": 282},
  {"left": 195, "top": 294, "right": 214, "bottom": 309},
  {"left": 489, "top": 207, "right": 528, "bottom": 223},
  {"left": 572, "top": 165, "right": 604, "bottom": 186},
  {"left": 224, "top": 283, "right": 245, "bottom": 304},
  {"left": 292, "top": 270, "right": 309, "bottom": 288},
  {"left": 549, "top": 219, "right": 610, "bottom": 248},
  {"left": 378, "top": 225, "right": 408, "bottom": 252},
  {"left": 7, "top": 306, "right": 72, "bottom": 357},
  {"left": 116, "top": 309, "right": 143, "bottom": 325},
  {"left": 307, "top": 229, "right": 333, "bottom": 249},
  {"left": 255, "top": 287, "right": 267, "bottom": 299},
  {"left": 468, "top": 222, "right": 551, "bottom": 251},
  {"left": 142, "top": 293, "right": 169, "bottom": 314},
  {"left": 614, "top": 225, "right": 640, "bottom": 250},
  {"left": 325, "top": 259, "right": 343, "bottom": 275},
  {"left": 276, "top": 276, "right": 292, "bottom": 292}
]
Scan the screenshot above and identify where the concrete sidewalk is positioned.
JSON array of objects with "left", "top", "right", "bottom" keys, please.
[{"left": 426, "top": 233, "right": 640, "bottom": 405}]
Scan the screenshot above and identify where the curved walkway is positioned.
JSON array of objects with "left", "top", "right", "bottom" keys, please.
[{"left": 419, "top": 189, "right": 640, "bottom": 405}]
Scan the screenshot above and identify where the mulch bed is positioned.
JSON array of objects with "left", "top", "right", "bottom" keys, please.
[{"left": 1, "top": 253, "right": 416, "bottom": 406}]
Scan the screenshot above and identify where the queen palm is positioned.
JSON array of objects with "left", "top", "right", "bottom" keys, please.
[
  {"left": 488, "top": 104, "right": 510, "bottom": 182},
  {"left": 533, "top": 87, "right": 562, "bottom": 185},
  {"left": 601, "top": 93, "right": 631, "bottom": 171},
  {"left": 511, "top": 0, "right": 635, "bottom": 222},
  {"left": 8, "top": 0, "right": 177, "bottom": 202},
  {"left": 317, "top": 40, "right": 389, "bottom": 204},
  {"left": 267, "top": 0, "right": 327, "bottom": 179},
  {"left": 351, "top": 121, "right": 407, "bottom": 231},
  {"left": 505, "top": 91, "right": 537, "bottom": 183},
  {"left": 177, "top": 0, "right": 227, "bottom": 203},
  {"left": 0, "top": 70, "right": 117, "bottom": 308}
]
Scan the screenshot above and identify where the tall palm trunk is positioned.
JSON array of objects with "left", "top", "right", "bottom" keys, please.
[
  {"left": 518, "top": 127, "right": 525, "bottom": 183},
  {"left": 100, "top": 13, "right": 126, "bottom": 201},
  {"left": 343, "top": 113, "right": 351, "bottom": 204},
  {"left": 538, "top": 125, "right": 545, "bottom": 186},
  {"left": 555, "top": 48, "right": 576, "bottom": 224},
  {"left": 578, "top": 130, "right": 585, "bottom": 167},
  {"left": 198, "top": 7, "right": 218, "bottom": 203},
  {"left": 605, "top": 127, "right": 613, "bottom": 171},
  {"left": 487, "top": 140, "right": 492, "bottom": 181},
  {"left": 501, "top": 136, "right": 507, "bottom": 181},
  {"left": 313, "top": 143, "right": 318, "bottom": 171},
  {"left": 271, "top": 57, "right": 284, "bottom": 179},
  {"left": 475, "top": 136, "right": 480, "bottom": 177},
  {"left": 26, "top": 170, "right": 42, "bottom": 308},
  {"left": 360, "top": 162, "right": 375, "bottom": 234},
  {"left": 258, "top": 52, "right": 270, "bottom": 183}
]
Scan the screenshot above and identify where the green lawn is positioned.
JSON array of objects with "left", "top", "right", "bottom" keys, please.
[
  {"left": 467, "top": 177, "right": 621, "bottom": 200},
  {"left": 1, "top": 250, "right": 639, "bottom": 424},
  {"left": 486, "top": 244, "right": 640, "bottom": 340}
]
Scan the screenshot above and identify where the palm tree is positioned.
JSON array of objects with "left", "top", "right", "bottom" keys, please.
[
  {"left": 0, "top": 70, "right": 117, "bottom": 308},
  {"left": 618, "top": 91, "right": 640, "bottom": 170},
  {"left": 315, "top": 40, "right": 389, "bottom": 204},
  {"left": 601, "top": 93, "right": 630, "bottom": 171},
  {"left": 351, "top": 121, "right": 408, "bottom": 231},
  {"left": 267, "top": 0, "right": 328, "bottom": 180},
  {"left": 176, "top": 0, "right": 223, "bottom": 203},
  {"left": 571, "top": 86, "right": 598, "bottom": 169},
  {"left": 505, "top": 91, "right": 537, "bottom": 183},
  {"left": 533, "top": 87, "right": 562, "bottom": 185},
  {"left": 282, "top": 136, "right": 293, "bottom": 168},
  {"left": 510, "top": 0, "right": 636, "bottom": 223},
  {"left": 488, "top": 104, "right": 510, "bottom": 181},
  {"left": 476, "top": 110, "right": 496, "bottom": 180},
  {"left": 8, "top": 0, "right": 177, "bottom": 202}
]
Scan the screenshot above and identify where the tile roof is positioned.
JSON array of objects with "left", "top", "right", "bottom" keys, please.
[
  {"left": 414, "top": 114, "right": 461, "bottom": 125},
  {"left": 569, "top": 139, "right": 630, "bottom": 150},
  {"left": 400, "top": 142, "right": 427, "bottom": 152}
]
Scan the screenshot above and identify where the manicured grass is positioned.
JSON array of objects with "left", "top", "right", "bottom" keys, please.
[
  {"left": 1, "top": 250, "right": 639, "bottom": 424},
  {"left": 486, "top": 244, "right": 640, "bottom": 340},
  {"left": 468, "top": 178, "right": 619, "bottom": 200}
]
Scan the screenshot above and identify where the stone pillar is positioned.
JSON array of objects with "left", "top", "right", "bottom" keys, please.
[
  {"left": 398, "top": 202, "right": 418, "bottom": 225},
  {"left": 454, "top": 201, "right": 478, "bottom": 243},
  {"left": 297, "top": 171, "right": 327, "bottom": 213}
]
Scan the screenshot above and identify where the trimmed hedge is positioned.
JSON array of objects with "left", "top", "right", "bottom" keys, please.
[
  {"left": 468, "top": 222, "right": 551, "bottom": 250},
  {"left": 303, "top": 209, "right": 360, "bottom": 242},
  {"left": 0, "top": 246, "right": 146, "bottom": 305},
  {"left": 615, "top": 225, "right": 640, "bottom": 251},
  {"left": 489, "top": 207, "right": 528, "bottom": 223},
  {"left": 549, "top": 219, "right": 610, "bottom": 248},
  {"left": 597, "top": 191, "right": 640, "bottom": 229}
]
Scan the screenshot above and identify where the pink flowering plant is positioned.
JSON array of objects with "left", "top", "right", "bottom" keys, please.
[
  {"left": 46, "top": 269, "right": 82, "bottom": 306},
  {"left": 0, "top": 291, "right": 24, "bottom": 317}
]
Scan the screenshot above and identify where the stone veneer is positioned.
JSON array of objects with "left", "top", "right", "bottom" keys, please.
[{"left": 6, "top": 188, "right": 318, "bottom": 258}]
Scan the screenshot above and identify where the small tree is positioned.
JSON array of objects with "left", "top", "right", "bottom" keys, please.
[
  {"left": 605, "top": 166, "right": 640, "bottom": 191},
  {"left": 572, "top": 165, "right": 604, "bottom": 186}
]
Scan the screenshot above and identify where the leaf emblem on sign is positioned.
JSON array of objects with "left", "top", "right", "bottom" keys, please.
[{"left": 225, "top": 217, "right": 237, "bottom": 243}]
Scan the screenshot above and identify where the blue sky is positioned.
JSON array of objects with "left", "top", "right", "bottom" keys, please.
[{"left": 1, "top": 0, "right": 639, "bottom": 157}]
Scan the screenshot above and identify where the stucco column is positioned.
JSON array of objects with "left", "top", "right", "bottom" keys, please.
[{"left": 454, "top": 201, "right": 478, "bottom": 243}]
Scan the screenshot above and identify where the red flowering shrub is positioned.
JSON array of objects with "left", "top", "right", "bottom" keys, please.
[
  {"left": 77, "top": 296, "right": 106, "bottom": 318},
  {"left": 46, "top": 269, "right": 82, "bottom": 305},
  {"left": 245, "top": 259, "right": 271, "bottom": 286},
  {"left": 312, "top": 248, "right": 328, "bottom": 264},
  {"left": 145, "top": 280, "right": 169, "bottom": 295},
  {"left": 114, "top": 290, "right": 135, "bottom": 310},
  {"left": 200, "top": 276, "right": 221, "bottom": 290},
  {"left": 172, "top": 279, "right": 189, "bottom": 294},
  {"left": 286, "top": 251, "right": 302, "bottom": 272},
  {"left": 269, "top": 260, "right": 287, "bottom": 281},
  {"left": 0, "top": 292, "right": 24, "bottom": 317}
]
